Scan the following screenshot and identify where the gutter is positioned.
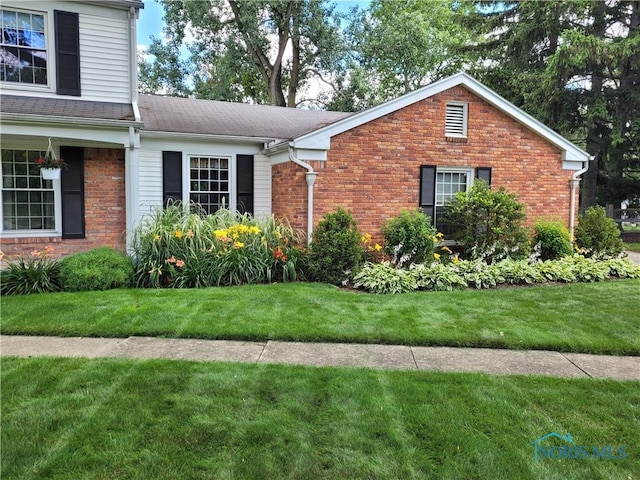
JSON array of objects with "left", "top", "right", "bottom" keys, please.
[
  {"left": 0, "top": 112, "right": 143, "bottom": 129},
  {"left": 143, "top": 130, "right": 276, "bottom": 145},
  {"left": 569, "top": 157, "right": 592, "bottom": 240},
  {"left": 288, "top": 145, "right": 318, "bottom": 245}
]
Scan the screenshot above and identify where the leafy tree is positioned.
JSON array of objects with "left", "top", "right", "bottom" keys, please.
[
  {"left": 332, "top": 0, "right": 476, "bottom": 110},
  {"left": 138, "top": 36, "right": 192, "bottom": 96},
  {"left": 465, "top": 0, "right": 640, "bottom": 210},
  {"left": 141, "top": 0, "right": 346, "bottom": 107}
]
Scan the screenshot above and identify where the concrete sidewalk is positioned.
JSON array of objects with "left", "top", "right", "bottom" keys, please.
[{"left": 2, "top": 335, "right": 639, "bottom": 380}]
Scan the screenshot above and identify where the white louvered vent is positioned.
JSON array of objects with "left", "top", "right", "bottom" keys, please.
[{"left": 445, "top": 103, "right": 467, "bottom": 137}]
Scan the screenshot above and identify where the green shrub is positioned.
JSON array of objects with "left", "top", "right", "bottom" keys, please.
[
  {"left": 574, "top": 206, "right": 625, "bottom": 258},
  {"left": 0, "top": 247, "right": 60, "bottom": 295},
  {"left": 58, "top": 247, "right": 134, "bottom": 291},
  {"left": 132, "top": 204, "right": 304, "bottom": 288},
  {"left": 308, "top": 207, "right": 363, "bottom": 285},
  {"left": 531, "top": 220, "right": 573, "bottom": 261},
  {"left": 353, "top": 262, "right": 417, "bottom": 294},
  {"left": 381, "top": 209, "right": 437, "bottom": 268},
  {"left": 441, "top": 180, "right": 529, "bottom": 264}
]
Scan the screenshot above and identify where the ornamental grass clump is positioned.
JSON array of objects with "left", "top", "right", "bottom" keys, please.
[
  {"left": 132, "top": 203, "right": 304, "bottom": 288},
  {"left": 0, "top": 246, "right": 61, "bottom": 295}
]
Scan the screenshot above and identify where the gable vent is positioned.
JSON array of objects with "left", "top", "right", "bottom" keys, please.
[{"left": 445, "top": 103, "right": 467, "bottom": 137}]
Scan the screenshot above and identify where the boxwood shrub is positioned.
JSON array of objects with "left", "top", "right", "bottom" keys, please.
[{"left": 58, "top": 247, "right": 134, "bottom": 291}]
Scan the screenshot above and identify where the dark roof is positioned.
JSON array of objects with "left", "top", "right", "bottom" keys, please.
[
  {"left": 0, "top": 95, "right": 136, "bottom": 122},
  {"left": 138, "top": 94, "right": 352, "bottom": 140}
]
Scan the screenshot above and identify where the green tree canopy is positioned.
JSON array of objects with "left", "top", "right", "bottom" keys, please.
[{"left": 139, "top": 0, "right": 346, "bottom": 107}]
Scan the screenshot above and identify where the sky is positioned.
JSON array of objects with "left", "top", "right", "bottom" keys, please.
[{"left": 137, "top": 0, "right": 371, "bottom": 47}]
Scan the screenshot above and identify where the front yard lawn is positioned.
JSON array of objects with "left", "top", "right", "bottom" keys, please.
[
  {"left": 2, "top": 280, "right": 640, "bottom": 355},
  {"left": 2, "top": 356, "right": 637, "bottom": 480},
  {"left": 626, "top": 242, "right": 640, "bottom": 252}
]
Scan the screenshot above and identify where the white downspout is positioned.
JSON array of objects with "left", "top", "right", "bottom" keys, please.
[
  {"left": 288, "top": 146, "right": 317, "bottom": 244},
  {"left": 126, "top": 6, "right": 141, "bottom": 252},
  {"left": 569, "top": 157, "right": 592, "bottom": 240}
]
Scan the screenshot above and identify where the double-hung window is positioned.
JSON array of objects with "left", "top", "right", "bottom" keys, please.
[
  {"left": 1, "top": 148, "right": 56, "bottom": 232},
  {"left": 420, "top": 166, "right": 491, "bottom": 235},
  {"left": 434, "top": 168, "right": 473, "bottom": 234},
  {"left": 189, "top": 156, "right": 230, "bottom": 214},
  {"left": 0, "top": 8, "right": 47, "bottom": 85}
]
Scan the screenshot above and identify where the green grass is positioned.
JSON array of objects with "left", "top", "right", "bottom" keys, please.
[
  {"left": 625, "top": 242, "right": 640, "bottom": 253},
  {"left": 2, "top": 280, "right": 640, "bottom": 355},
  {"left": 2, "top": 357, "right": 638, "bottom": 480}
]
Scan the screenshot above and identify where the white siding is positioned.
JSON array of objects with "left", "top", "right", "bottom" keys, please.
[
  {"left": 138, "top": 148, "right": 163, "bottom": 220},
  {"left": 253, "top": 154, "right": 272, "bottom": 217},
  {"left": 79, "top": 13, "right": 131, "bottom": 103},
  {"left": 0, "top": 1, "right": 133, "bottom": 103}
]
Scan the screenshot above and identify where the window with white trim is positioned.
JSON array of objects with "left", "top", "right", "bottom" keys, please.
[
  {"left": 445, "top": 102, "right": 467, "bottom": 137},
  {"left": 189, "top": 156, "right": 230, "bottom": 214},
  {"left": 1, "top": 149, "right": 56, "bottom": 231},
  {"left": 435, "top": 168, "right": 473, "bottom": 231},
  {"left": 0, "top": 8, "right": 47, "bottom": 85}
]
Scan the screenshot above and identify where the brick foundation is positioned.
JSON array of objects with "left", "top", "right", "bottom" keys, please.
[
  {"left": 273, "top": 86, "right": 575, "bottom": 241},
  {"left": 1, "top": 147, "right": 126, "bottom": 259}
]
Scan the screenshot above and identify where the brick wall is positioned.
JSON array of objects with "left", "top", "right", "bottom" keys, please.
[
  {"left": 1, "top": 147, "right": 127, "bottom": 258},
  {"left": 273, "top": 86, "right": 575, "bottom": 241}
]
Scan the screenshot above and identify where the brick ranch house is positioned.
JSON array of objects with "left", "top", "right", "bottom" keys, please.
[
  {"left": 2, "top": 72, "right": 592, "bottom": 258},
  {"left": 0, "top": 2, "right": 590, "bottom": 258}
]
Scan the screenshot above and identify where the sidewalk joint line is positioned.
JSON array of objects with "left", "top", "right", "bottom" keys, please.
[
  {"left": 409, "top": 346, "right": 419, "bottom": 370},
  {"left": 257, "top": 340, "right": 269, "bottom": 363},
  {"left": 559, "top": 352, "right": 592, "bottom": 378}
]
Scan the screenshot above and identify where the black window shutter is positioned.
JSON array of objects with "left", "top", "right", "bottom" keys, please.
[
  {"left": 236, "top": 155, "right": 254, "bottom": 215},
  {"left": 162, "top": 151, "right": 183, "bottom": 207},
  {"left": 419, "top": 165, "right": 437, "bottom": 222},
  {"left": 54, "top": 10, "right": 81, "bottom": 96},
  {"left": 476, "top": 167, "right": 492, "bottom": 185},
  {"left": 61, "top": 146, "right": 85, "bottom": 239}
]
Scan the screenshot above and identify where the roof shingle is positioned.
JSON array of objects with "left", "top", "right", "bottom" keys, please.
[
  {"left": 138, "top": 94, "right": 352, "bottom": 140},
  {"left": 0, "top": 95, "right": 136, "bottom": 122}
]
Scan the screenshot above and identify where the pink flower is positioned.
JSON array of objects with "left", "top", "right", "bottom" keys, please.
[
  {"left": 167, "top": 256, "right": 176, "bottom": 264},
  {"left": 175, "top": 259, "right": 185, "bottom": 267}
]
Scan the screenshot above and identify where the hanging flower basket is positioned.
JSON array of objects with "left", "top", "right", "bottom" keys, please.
[
  {"left": 41, "top": 168, "right": 62, "bottom": 180},
  {"left": 37, "top": 138, "right": 67, "bottom": 179}
]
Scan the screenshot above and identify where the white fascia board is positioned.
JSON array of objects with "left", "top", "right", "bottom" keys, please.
[
  {"left": 295, "top": 148, "right": 328, "bottom": 162},
  {"left": 269, "top": 150, "right": 291, "bottom": 165},
  {"left": 563, "top": 159, "right": 590, "bottom": 171},
  {"left": 293, "top": 72, "right": 590, "bottom": 163}
]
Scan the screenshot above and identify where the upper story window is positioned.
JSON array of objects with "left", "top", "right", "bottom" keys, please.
[
  {"left": 445, "top": 102, "right": 468, "bottom": 138},
  {"left": 0, "top": 9, "right": 47, "bottom": 85}
]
